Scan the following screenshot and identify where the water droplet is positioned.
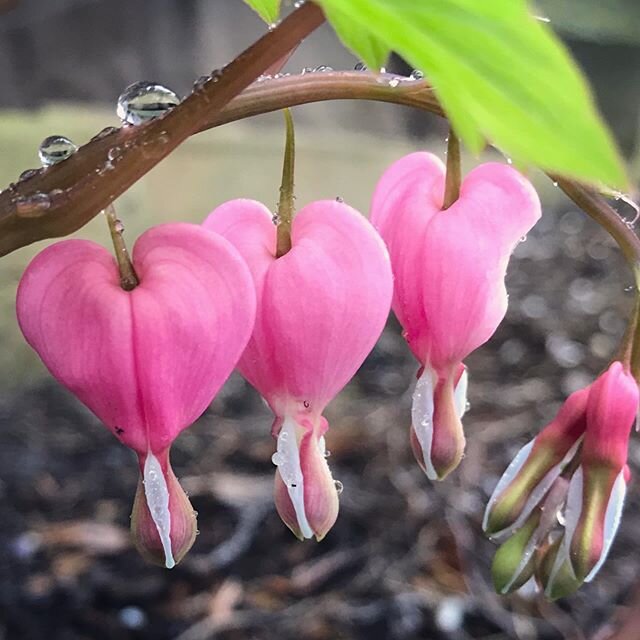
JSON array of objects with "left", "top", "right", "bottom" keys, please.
[
  {"left": 38, "top": 135, "right": 78, "bottom": 166},
  {"left": 354, "top": 62, "right": 367, "bottom": 71},
  {"left": 535, "top": 15, "right": 551, "bottom": 22},
  {"left": 519, "top": 235, "right": 527, "bottom": 243},
  {"left": 114, "top": 219, "right": 125, "bottom": 234},
  {"left": 624, "top": 285, "right": 635, "bottom": 293},
  {"left": 268, "top": 22, "right": 279, "bottom": 31},
  {"left": 271, "top": 452, "right": 283, "bottom": 466},
  {"left": 334, "top": 480, "right": 344, "bottom": 495},
  {"left": 506, "top": 157, "right": 513, "bottom": 165},
  {"left": 379, "top": 67, "right": 387, "bottom": 74},
  {"left": 91, "top": 126, "right": 120, "bottom": 142},
  {"left": 388, "top": 78, "right": 400, "bottom": 88},
  {"left": 314, "top": 65, "right": 333, "bottom": 73},
  {"left": 116, "top": 81, "right": 180, "bottom": 125},
  {"left": 301, "top": 67, "right": 313, "bottom": 75},
  {"left": 15, "top": 192, "right": 52, "bottom": 217},
  {"left": 552, "top": 181, "right": 559, "bottom": 187},
  {"left": 294, "top": 0, "right": 305, "bottom": 7},
  {"left": 410, "top": 69, "right": 424, "bottom": 80},
  {"left": 193, "top": 75, "right": 209, "bottom": 91},
  {"left": 19, "top": 168, "right": 41, "bottom": 181},
  {"left": 335, "top": 196, "right": 344, "bottom": 203},
  {"left": 324, "top": 450, "right": 331, "bottom": 459},
  {"left": 303, "top": 400, "right": 310, "bottom": 409}
]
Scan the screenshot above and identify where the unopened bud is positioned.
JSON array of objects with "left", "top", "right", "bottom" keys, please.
[{"left": 483, "top": 387, "right": 588, "bottom": 538}]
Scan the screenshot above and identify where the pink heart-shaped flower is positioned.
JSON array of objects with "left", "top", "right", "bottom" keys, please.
[
  {"left": 17, "top": 222, "right": 256, "bottom": 566},
  {"left": 204, "top": 199, "right": 393, "bottom": 539},
  {"left": 371, "top": 153, "right": 541, "bottom": 480}
]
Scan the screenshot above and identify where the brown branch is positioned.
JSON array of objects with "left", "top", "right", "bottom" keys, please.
[
  {"left": 0, "top": 2, "right": 325, "bottom": 256},
  {"left": 1, "top": 61, "right": 637, "bottom": 283}
]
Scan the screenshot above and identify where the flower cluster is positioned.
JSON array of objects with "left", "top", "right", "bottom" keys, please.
[
  {"left": 15, "top": 143, "right": 637, "bottom": 603},
  {"left": 484, "top": 362, "right": 638, "bottom": 598}
]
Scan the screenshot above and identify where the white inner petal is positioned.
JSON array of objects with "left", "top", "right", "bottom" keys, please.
[
  {"left": 454, "top": 368, "right": 469, "bottom": 419},
  {"left": 411, "top": 367, "right": 438, "bottom": 480},
  {"left": 585, "top": 469, "right": 626, "bottom": 582},
  {"left": 272, "top": 416, "right": 314, "bottom": 539},
  {"left": 483, "top": 436, "right": 583, "bottom": 540},
  {"left": 545, "top": 467, "right": 583, "bottom": 597},
  {"left": 143, "top": 451, "right": 175, "bottom": 569}
]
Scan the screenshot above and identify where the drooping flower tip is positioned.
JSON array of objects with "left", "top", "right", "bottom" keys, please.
[
  {"left": 130, "top": 451, "right": 197, "bottom": 568},
  {"left": 272, "top": 415, "right": 339, "bottom": 541},
  {"left": 482, "top": 386, "right": 588, "bottom": 539},
  {"left": 485, "top": 361, "right": 639, "bottom": 599},
  {"left": 410, "top": 365, "right": 468, "bottom": 481}
]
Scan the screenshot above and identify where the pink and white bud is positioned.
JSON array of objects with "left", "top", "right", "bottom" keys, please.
[
  {"left": 565, "top": 362, "right": 638, "bottom": 582},
  {"left": 483, "top": 387, "right": 588, "bottom": 539},
  {"left": 272, "top": 415, "right": 338, "bottom": 540},
  {"left": 371, "top": 153, "right": 541, "bottom": 480},
  {"left": 131, "top": 449, "right": 197, "bottom": 568},
  {"left": 409, "top": 364, "right": 468, "bottom": 480}
]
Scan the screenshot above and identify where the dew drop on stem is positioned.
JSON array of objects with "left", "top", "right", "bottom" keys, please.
[
  {"left": 38, "top": 135, "right": 78, "bottom": 166},
  {"left": 116, "top": 81, "right": 180, "bottom": 125}
]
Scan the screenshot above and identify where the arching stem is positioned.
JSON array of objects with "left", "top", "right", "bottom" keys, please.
[
  {"left": 276, "top": 108, "right": 296, "bottom": 258},
  {"left": 553, "top": 177, "right": 640, "bottom": 379},
  {"left": 443, "top": 126, "right": 461, "bottom": 209},
  {"left": 104, "top": 204, "right": 138, "bottom": 291}
]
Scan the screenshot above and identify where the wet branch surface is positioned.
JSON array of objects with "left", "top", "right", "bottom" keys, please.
[{"left": 0, "top": 1, "right": 325, "bottom": 256}]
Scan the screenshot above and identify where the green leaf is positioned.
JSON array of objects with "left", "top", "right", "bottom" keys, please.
[
  {"left": 322, "top": 5, "right": 390, "bottom": 69},
  {"left": 243, "top": 0, "right": 281, "bottom": 24},
  {"left": 317, "top": 0, "right": 627, "bottom": 187}
]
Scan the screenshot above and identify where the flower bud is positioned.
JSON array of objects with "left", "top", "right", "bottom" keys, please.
[
  {"left": 131, "top": 449, "right": 197, "bottom": 568},
  {"left": 565, "top": 362, "right": 638, "bottom": 582},
  {"left": 272, "top": 415, "right": 339, "bottom": 540},
  {"left": 483, "top": 387, "right": 588, "bottom": 539},
  {"left": 410, "top": 365, "right": 467, "bottom": 480},
  {"left": 535, "top": 535, "right": 583, "bottom": 600},
  {"left": 492, "top": 476, "right": 570, "bottom": 594}
]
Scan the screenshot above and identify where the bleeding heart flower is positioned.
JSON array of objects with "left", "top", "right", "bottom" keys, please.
[
  {"left": 484, "top": 361, "right": 638, "bottom": 599},
  {"left": 17, "top": 223, "right": 256, "bottom": 567},
  {"left": 371, "top": 153, "right": 541, "bottom": 479},
  {"left": 203, "top": 199, "right": 393, "bottom": 540}
]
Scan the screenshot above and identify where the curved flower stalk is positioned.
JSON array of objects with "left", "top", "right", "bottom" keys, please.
[
  {"left": 484, "top": 361, "right": 639, "bottom": 598},
  {"left": 370, "top": 152, "right": 541, "bottom": 480},
  {"left": 203, "top": 198, "right": 393, "bottom": 540},
  {"left": 17, "top": 223, "right": 256, "bottom": 567}
]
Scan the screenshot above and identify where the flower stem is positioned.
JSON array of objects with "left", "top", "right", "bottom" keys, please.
[
  {"left": 276, "top": 108, "right": 296, "bottom": 258},
  {"left": 104, "top": 204, "right": 138, "bottom": 291},
  {"left": 443, "top": 126, "right": 461, "bottom": 209},
  {"left": 553, "top": 177, "right": 640, "bottom": 379}
]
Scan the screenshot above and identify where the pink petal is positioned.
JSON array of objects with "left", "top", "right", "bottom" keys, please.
[
  {"left": 17, "top": 223, "right": 256, "bottom": 454},
  {"left": 371, "top": 153, "right": 541, "bottom": 369},
  {"left": 205, "top": 199, "right": 393, "bottom": 414}
]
